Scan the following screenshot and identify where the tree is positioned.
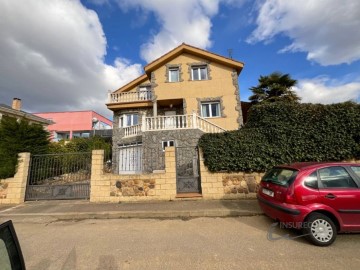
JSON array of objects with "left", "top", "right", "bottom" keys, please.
[
  {"left": 249, "top": 72, "right": 301, "bottom": 104},
  {"left": 0, "top": 116, "right": 50, "bottom": 178}
]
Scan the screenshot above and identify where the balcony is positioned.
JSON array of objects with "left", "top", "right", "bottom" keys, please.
[
  {"left": 123, "top": 113, "right": 226, "bottom": 138},
  {"left": 108, "top": 90, "right": 152, "bottom": 104}
]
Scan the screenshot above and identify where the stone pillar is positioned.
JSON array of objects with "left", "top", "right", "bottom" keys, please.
[
  {"left": 141, "top": 113, "right": 146, "bottom": 132},
  {"left": 90, "top": 149, "right": 110, "bottom": 202},
  {"left": 163, "top": 147, "right": 177, "bottom": 198},
  {"left": 0, "top": 152, "right": 30, "bottom": 204},
  {"left": 153, "top": 100, "right": 158, "bottom": 117}
]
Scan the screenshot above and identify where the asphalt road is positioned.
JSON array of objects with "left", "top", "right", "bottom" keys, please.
[{"left": 12, "top": 216, "right": 360, "bottom": 270}]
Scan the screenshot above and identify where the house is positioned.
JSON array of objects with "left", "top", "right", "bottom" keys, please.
[
  {"left": 0, "top": 98, "right": 52, "bottom": 126},
  {"left": 33, "top": 111, "right": 112, "bottom": 142},
  {"left": 106, "top": 43, "right": 244, "bottom": 176}
]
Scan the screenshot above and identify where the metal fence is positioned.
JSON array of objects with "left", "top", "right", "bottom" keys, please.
[
  {"left": 26, "top": 152, "right": 91, "bottom": 200},
  {"left": 27, "top": 152, "right": 92, "bottom": 185}
]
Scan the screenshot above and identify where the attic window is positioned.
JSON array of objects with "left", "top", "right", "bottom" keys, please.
[
  {"left": 169, "top": 68, "right": 179, "bottom": 82},
  {"left": 191, "top": 66, "right": 208, "bottom": 80},
  {"left": 166, "top": 64, "right": 182, "bottom": 83}
]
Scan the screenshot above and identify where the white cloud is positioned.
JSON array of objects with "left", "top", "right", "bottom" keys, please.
[
  {"left": 295, "top": 77, "right": 360, "bottom": 104},
  {"left": 0, "top": 0, "right": 142, "bottom": 118},
  {"left": 116, "top": 0, "right": 242, "bottom": 62},
  {"left": 248, "top": 0, "right": 360, "bottom": 66}
]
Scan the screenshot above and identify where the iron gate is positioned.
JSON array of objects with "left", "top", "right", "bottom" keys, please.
[
  {"left": 25, "top": 152, "right": 91, "bottom": 200},
  {"left": 175, "top": 147, "right": 201, "bottom": 193}
]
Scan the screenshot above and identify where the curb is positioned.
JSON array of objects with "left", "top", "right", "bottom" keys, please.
[{"left": 0, "top": 210, "right": 264, "bottom": 221}]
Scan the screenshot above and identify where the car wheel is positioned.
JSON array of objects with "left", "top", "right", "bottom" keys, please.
[{"left": 303, "top": 213, "right": 337, "bottom": 246}]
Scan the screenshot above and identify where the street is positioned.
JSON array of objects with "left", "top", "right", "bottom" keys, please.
[{"left": 10, "top": 216, "right": 360, "bottom": 270}]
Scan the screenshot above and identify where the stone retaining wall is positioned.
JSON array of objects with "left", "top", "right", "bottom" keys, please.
[{"left": 0, "top": 153, "right": 30, "bottom": 204}]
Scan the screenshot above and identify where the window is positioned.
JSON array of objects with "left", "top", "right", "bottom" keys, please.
[
  {"left": 304, "top": 172, "right": 318, "bottom": 189},
  {"left": 191, "top": 66, "right": 207, "bottom": 80},
  {"left": 319, "top": 166, "right": 357, "bottom": 188},
  {"left": 162, "top": 140, "right": 175, "bottom": 151},
  {"left": 201, "top": 102, "right": 221, "bottom": 118},
  {"left": 350, "top": 166, "right": 360, "bottom": 178},
  {"left": 262, "top": 167, "right": 298, "bottom": 186},
  {"left": 169, "top": 68, "right": 179, "bottom": 82},
  {"left": 120, "top": 114, "right": 138, "bottom": 127}
]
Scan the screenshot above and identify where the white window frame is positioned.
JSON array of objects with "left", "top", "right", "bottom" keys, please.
[
  {"left": 119, "top": 113, "right": 139, "bottom": 128},
  {"left": 162, "top": 140, "right": 175, "bottom": 151},
  {"left": 168, "top": 68, "right": 180, "bottom": 82},
  {"left": 201, "top": 102, "right": 221, "bottom": 118},
  {"left": 191, "top": 66, "right": 208, "bottom": 81}
]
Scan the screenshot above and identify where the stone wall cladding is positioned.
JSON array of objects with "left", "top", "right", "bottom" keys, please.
[
  {"left": 232, "top": 70, "right": 243, "bottom": 126},
  {"left": 110, "top": 178, "right": 156, "bottom": 197},
  {"left": 222, "top": 174, "right": 260, "bottom": 195},
  {"left": 0, "top": 181, "right": 8, "bottom": 199},
  {"left": 142, "top": 129, "right": 204, "bottom": 172}
]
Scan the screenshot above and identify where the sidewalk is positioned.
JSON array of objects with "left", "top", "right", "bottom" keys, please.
[{"left": 0, "top": 199, "right": 263, "bottom": 221}]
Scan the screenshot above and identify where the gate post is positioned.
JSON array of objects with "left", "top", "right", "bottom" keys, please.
[{"left": 0, "top": 152, "right": 30, "bottom": 204}]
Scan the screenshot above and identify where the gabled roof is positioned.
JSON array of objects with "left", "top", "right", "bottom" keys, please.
[
  {"left": 113, "top": 43, "right": 244, "bottom": 93},
  {"left": 113, "top": 74, "right": 148, "bottom": 94},
  {"left": 145, "top": 43, "right": 244, "bottom": 76},
  {"left": 0, "top": 103, "right": 53, "bottom": 125}
]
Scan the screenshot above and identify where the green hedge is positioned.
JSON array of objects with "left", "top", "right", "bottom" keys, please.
[{"left": 199, "top": 102, "right": 360, "bottom": 172}]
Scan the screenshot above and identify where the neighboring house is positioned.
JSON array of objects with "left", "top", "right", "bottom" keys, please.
[
  {"left": 33, "top": 111, "right": 112, "bottom": 142},
  {"left": 106, "top": 43, "right": 244, "bottom": 174},
  {"left": 0, "top": 98, "right": 52, "bottom": 126}
]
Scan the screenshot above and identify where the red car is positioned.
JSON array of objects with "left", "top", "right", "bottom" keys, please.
[{"left": 257, "top": 162, "right": 360, "bottom": 246}]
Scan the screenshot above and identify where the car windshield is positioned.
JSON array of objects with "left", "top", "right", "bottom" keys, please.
[{"left": 262, "top": 167, "right": 298, "bottom": 186}]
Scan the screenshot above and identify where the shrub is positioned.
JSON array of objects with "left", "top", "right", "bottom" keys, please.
[{"left": 199, "top": 102, "right": 360, "bottom": 172}]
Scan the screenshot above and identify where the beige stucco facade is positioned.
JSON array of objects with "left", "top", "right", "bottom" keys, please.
[{"left": 107, "top": 43, "right": 244, "bottom": 131}]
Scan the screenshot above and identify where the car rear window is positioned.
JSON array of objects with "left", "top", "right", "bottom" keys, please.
[
  {"left": 350, "top": 166, "right": 360, "bottom": 178},
  {"left": 262, "top": 167, "right": 298, "bottom": 186}
]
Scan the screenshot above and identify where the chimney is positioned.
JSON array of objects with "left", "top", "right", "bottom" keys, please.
[{"left": 12, "top": 98, "right": 22, "bottom": 110}]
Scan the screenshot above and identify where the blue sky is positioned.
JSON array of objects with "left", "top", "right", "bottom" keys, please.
[{"left": 1, "top": 0, "right": 359, "bottom": 119}]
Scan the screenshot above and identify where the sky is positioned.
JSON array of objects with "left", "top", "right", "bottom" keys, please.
[{"left": 1, "top": 0, "right": 360, "bottom": 120}]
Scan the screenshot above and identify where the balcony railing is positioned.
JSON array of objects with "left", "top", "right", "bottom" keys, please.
[
  {"left": 108, "top": 90, "right": 152, "bottom": 103},
  {"left": 123, "top": 113, "right": 226, "bottom": 137}
]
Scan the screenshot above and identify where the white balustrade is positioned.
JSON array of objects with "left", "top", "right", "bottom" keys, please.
[
  {"left": 123, "top": 113, "right": 226, "bottom": 137},
  {"left": 109, "top": 90, "right": 152, "bottom": 103}
]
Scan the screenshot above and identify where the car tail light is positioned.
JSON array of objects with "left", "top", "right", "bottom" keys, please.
[{"left": 285, "top": 183, "right": 298, "bottom": 204}]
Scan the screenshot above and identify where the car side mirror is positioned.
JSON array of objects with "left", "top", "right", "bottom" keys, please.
[{"left": 0, "top": 220, "right": 26, "bottom": 270}]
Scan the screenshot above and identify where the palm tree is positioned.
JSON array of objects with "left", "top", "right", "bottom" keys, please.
[{"left": 249, "top": 72, "right": 300, "bottom": 104}]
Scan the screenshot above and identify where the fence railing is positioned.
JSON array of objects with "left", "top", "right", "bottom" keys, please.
[
  {"left": 27, "top": 152, "right": 92, "bottom": 185},
  {"left": 108, "top": 90, "right": 152, "bottom": 103}
]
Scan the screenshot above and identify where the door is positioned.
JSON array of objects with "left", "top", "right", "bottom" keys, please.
[
  {"left": 119, "top": 145, "right": 143, "bottom": 174},
  {"left": 318, "top": 166, "right": 360, "bottom": 229},
  {"left": 176, "top": 147, "right": 201, "bottom": 193},
  {"left": 165, "top": 111, "right": 176, "bottom": 128}
]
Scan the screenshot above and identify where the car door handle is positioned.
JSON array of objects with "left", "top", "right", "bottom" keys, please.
[{"left": 325, "top": 193, "right": 337, "bottom": 199}]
